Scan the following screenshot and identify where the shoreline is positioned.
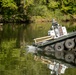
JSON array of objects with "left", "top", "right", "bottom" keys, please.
[
  {"left": 0, "top": 15, "right": 76, "bottom": 23},
  {"left": 0, "top": 18, "right": 76, "bottom": 23}
]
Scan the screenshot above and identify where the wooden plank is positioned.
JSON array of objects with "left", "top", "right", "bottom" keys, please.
[{"left": 34, "top": 36, "right": 54, "bottom": 43}]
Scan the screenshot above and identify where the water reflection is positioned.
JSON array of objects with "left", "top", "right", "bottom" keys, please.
[{"left": 0, "top": 22, "right": 76, "bottom": 48}]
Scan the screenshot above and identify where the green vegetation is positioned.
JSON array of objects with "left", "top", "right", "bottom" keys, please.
[
  {"left": 0, "top": 0, "right": 76, "bottom": 22},
  {"left": 0, "top": 40, "right": 50, "bottom": 75},
  {"left": 0, "top": 1, "right": 76, "bottom": 74}
]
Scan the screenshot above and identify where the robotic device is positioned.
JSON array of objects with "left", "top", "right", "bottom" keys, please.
[
  {"left": 26, "top": 19, "right": 76, "bottom": 75},
  {"left": 33, "top": 19, "right": 76, "bottom": 65},
  {"left": 48, "top": 19, "right": 67, "bottom": 38}
]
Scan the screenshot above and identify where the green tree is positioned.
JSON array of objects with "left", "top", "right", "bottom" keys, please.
[
  {"left": 48, "top": 1, "right": 59, "bottom": 9},
  {"left": 1, "top": 0, "right": 17, "bottom": 10},
  {"left": 60, "top": 0, "right": 76, "bottom": 14},
  {"left": 0, "top": 0, "right": 18, "bottom": 20},
  {"left": 27, "top": 5, "right": 48, "bottom": 17}
]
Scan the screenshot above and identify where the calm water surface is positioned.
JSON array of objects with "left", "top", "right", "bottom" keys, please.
[{"left": 0, "top": 22, "right": 76, "bottom": 48}]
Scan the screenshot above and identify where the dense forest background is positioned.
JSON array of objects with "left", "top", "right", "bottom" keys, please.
[{"left": 0, "top": 0, "right": 76, "bottom": 22}]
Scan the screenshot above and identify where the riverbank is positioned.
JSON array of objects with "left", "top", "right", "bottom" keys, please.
[
  {"left": 0, "top": 0, "right": 76, "bottom": 23},
  {"left": 30, "top": 14, "right": 76, "bottom": 23},
  {"left": 0, "top": 14, "right": 30, "bottom": 23},
  {"left": 0, "top": 14, "right": 76, "bottom": 23}
]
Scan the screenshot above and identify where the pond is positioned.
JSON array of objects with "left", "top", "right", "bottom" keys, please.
[
  {"left": 0, "top": 22, "right": 76, "bottom": 75},
  {"left": 0, "top": 22, "right": 76, "bottom": 48}
]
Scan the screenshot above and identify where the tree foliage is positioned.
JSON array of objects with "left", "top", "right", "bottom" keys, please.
[
  {"left": 1, "top": 0, "right": 17, "bottom": 10},
  {"left": 24, "top": 0, "right": 34, "bottom": 8},
  {"left": 58, "top": 0, "right": 76, "bottom": 14},
  {"left": 48, "top": 1, "right": 59, "bottom": 10},
  {"left": 0, "top": 0, "right": 76, "bottom": 21},
  {"left": 27, "top": 5, "right": 48, "bottom": 16}
]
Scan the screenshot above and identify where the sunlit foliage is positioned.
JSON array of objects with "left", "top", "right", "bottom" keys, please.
[
  {"left": 1, "top": 0, "right": 17, "bottom": 10},
  {"left": 0, "top": 0, "right": 76, "bottom": 22}
]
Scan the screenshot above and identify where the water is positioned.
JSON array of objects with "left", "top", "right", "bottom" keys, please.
[
  {"left": 26, "top": 45, "right": 37, "bottom": 53},
  {"left": 0, "top": 22, "right": 76, "bottom": 75},
  {"left": 0, "top": 22, "right": 76, "bottom": 48}
]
